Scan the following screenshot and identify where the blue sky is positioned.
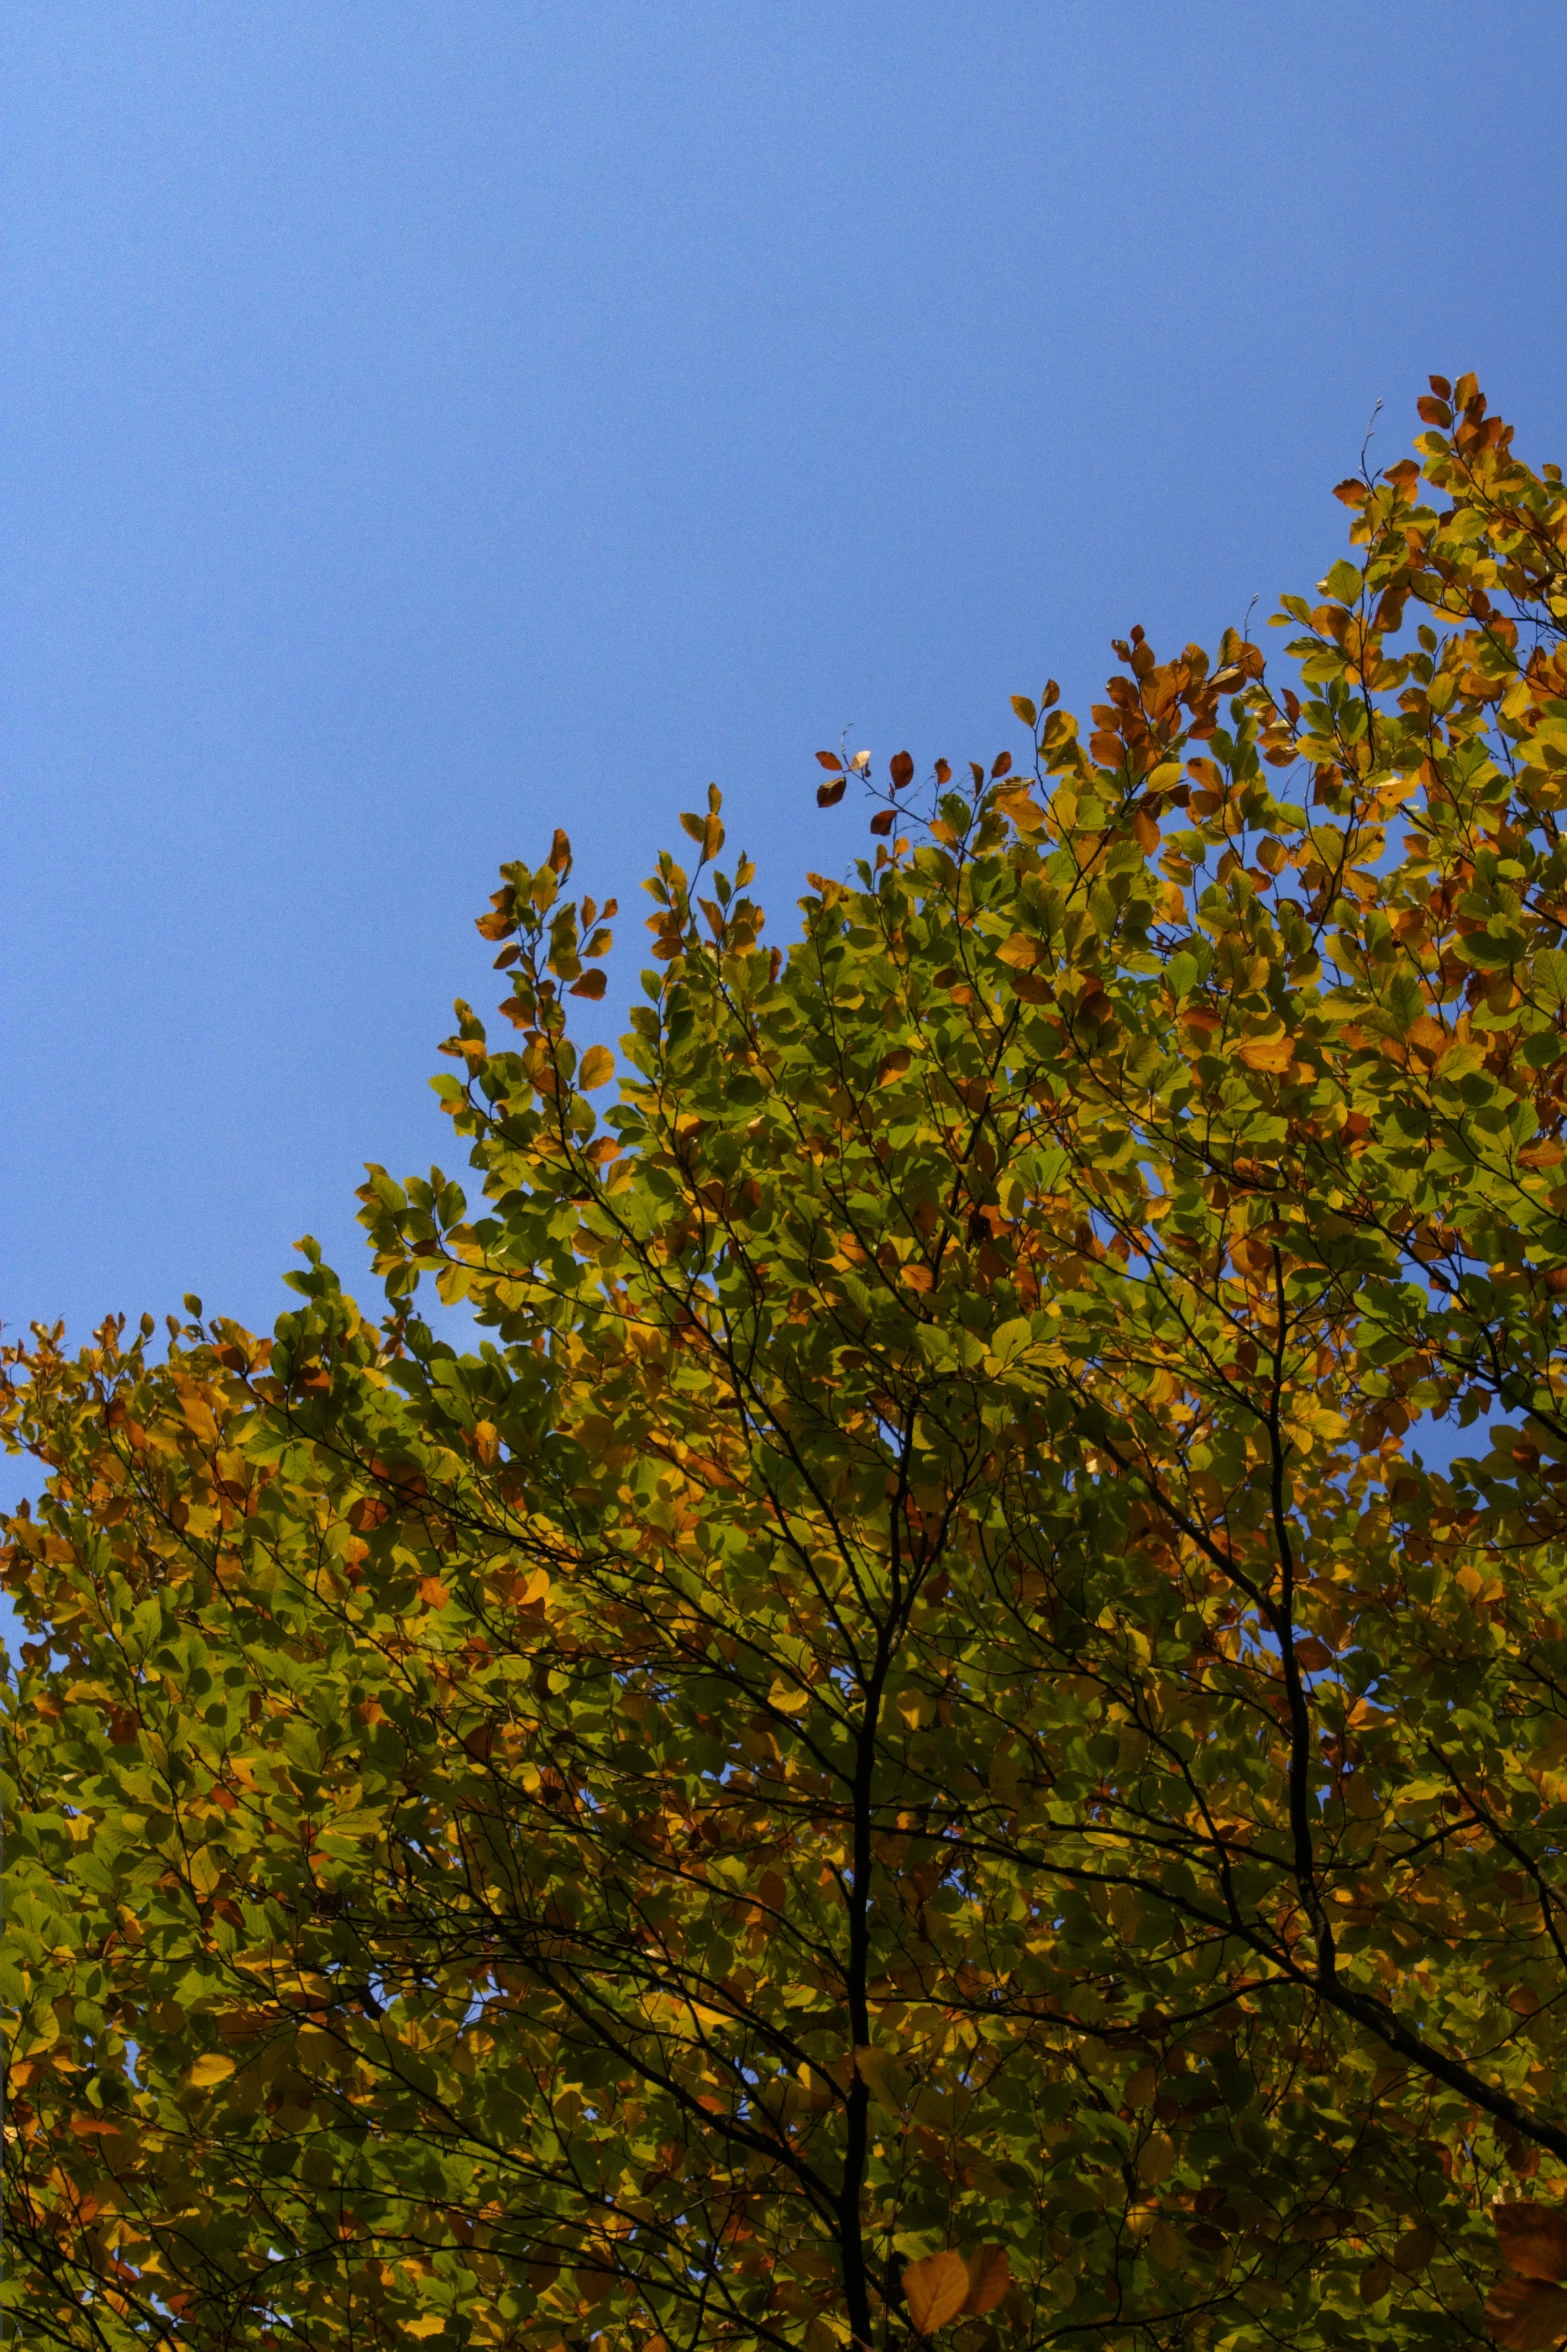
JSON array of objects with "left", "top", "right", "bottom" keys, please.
[{"left": 3, "top": 2, "right": 1565, "bottom": 1548}]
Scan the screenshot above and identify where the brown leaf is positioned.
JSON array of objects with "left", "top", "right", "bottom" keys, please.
[
  {"left": 890, "top": 750, "right": 915, "bottom": 789},
  {"left": 1359, "top": 2257, "right": 1393, "bottom": 2304},
  {"left": 1499, "top": 2206, "right": 1567, "bottom": 2283},
  {"left": 1487, "top": 2279, "right": 1567, "bottom": 2350},
  {"left": 903, "top": 2250, "right": 969, "bottom": 2335},
  {"left": 962, "top": 2246, "right": 1011, "bottom": 2316},
  {"left": 870, "top": 811, "right": 895, "bottom": 836},
  {"left": 817, "top": 778, "right": 848, "bottom": 807},
  {"left": 815, "top": 751, "right": 844, "bottom": 771},
  {"left": 569, "top": 969, "right": 608, "bottom": 1000},
  {"left": 547, "top": 827, "right": 571, "bottom": 875}
]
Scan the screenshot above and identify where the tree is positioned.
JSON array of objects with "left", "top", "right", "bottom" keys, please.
[{"left": 7, "top": 373, "right": 1567, "bottom": 2352}]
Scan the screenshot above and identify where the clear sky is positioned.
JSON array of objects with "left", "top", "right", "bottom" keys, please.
[{"left": 4, "top": 3, "right": 1565, "bottom": 1535}]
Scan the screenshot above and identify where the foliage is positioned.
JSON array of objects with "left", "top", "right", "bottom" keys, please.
[{"left": 8, "top": 375, "right": 1567, "bottom": 2351}]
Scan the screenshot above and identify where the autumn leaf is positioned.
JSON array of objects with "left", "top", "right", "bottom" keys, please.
[
  {"left": 903, "top": 2251, "right": 970, "bottom": 2335},
  {"left": 1234, "top": 1032, "right": 1295, "bottom": 1073},
  {"left": 1487, "top": 2280, "right": 1567, "bottom": 2352},
  {"left": 961, "top": 2246, "right": 1012, "bottom": 2316},
  {"left": 1498, "top": 2207, "right": 1567, "bottom": 2283}
]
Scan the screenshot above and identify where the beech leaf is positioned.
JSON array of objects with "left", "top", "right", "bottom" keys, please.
[
  {"left": 903, "top": 2251, "right": 970, "bottom": 2335},
  {"left": 1499, "top": 2208, "right": 1567, "bottom": 2284}
]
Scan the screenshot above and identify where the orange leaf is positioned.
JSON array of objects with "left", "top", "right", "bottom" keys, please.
[
  {"left": 994, "top": 786, "right": 1045, "bottom": 834},
  {"left": 1235, "top": 1033, "right": 1295, "bottom": 1073},
  {"left": 1499, "top": 2207, "right": 1567, "bottom": 2283},
  {"left": 904, "top": 2250, "right": 969, "bottom": 2335},
  {"left": 579, "top": 1045, "right": 615, "bottom": 1091},
  {"left": 173, "top": 1382, "right": 221, "bottom": 1448},
  {"left": 1486, "top": 2279, "right": 1567, "bottom": 2350},
  {"left": 815, "top": 751, "right": 844, "bottom": 771},
  {"left": 569, "top": 970, "right": 608, "bottom": 1000},
  {"left": 962, "top": 2246, "right": 1012, "bottom": 2316}
]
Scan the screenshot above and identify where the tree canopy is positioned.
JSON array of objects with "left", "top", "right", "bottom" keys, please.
[{"left": 9, "top": 374, "right": 1567, "bottom": 2352}]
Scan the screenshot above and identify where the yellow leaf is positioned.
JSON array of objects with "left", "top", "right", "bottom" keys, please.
[
  {"left": 903, "top": 2249, "right": 969, "bottom": 2335},
  {"left": 188, "top": 1847, "right": 223, "bottom": 1901},
  {"left": 173, "top": 1382, "right": 221, "bottom": 1448},
  {"left": 1137, "top": 2132, "right": 1176, "bottom": 2185},
  {"left": 766, "top": 1677, "right": 810, "bottom": 1714},
  {"left": 405, "top": 2318, "right": 448, "bottom": 2339},
  {"left": 1234, "top": 1032, "right": 1295, "bottom": 1073},
  {"left": 579, "top": 1044, "right": 615, "bottom": 1091},
  {"left": 994, "top": 934, "right": 1040, "bottom": 970},
  {"left": 994, "top": 787, "right": 1046, "bottom": 834},
  {"left": 985, "top": 1317, "right": 1033, "bottom": 1370},
  {"left": 189, "top": 2052, "right": 235, "bottom": 2088}
]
